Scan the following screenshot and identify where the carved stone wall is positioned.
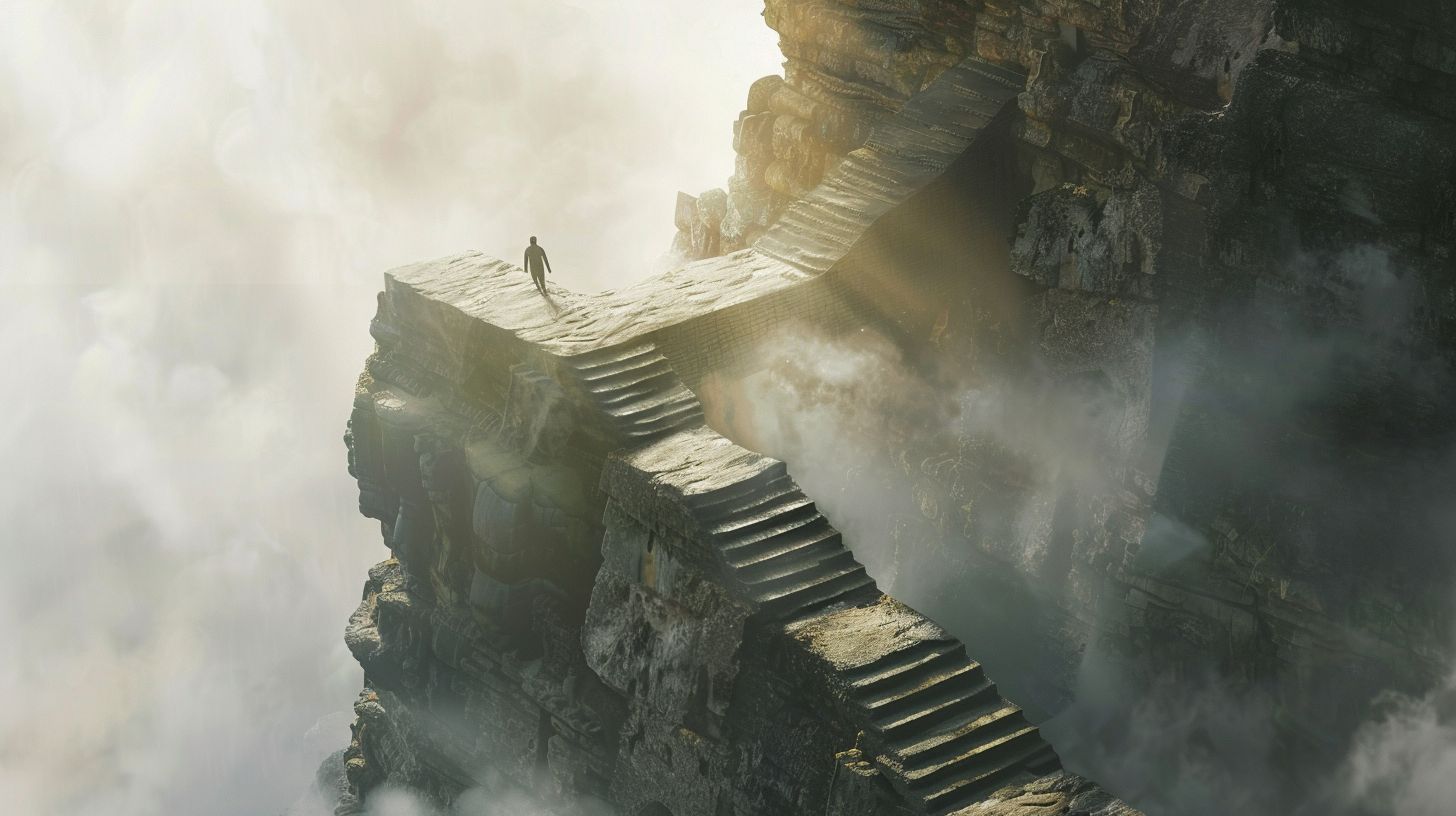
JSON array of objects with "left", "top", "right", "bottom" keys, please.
[
  {"left": 319, "top": 3, "right": 1456, "bottom": 813},
  {"left": 675, "top": 0, "right": 988, "bottom": 260},
  {"left": 333, "top": 260, "right": 1143, "bottom": 815},
  {"left": 665, "top": 0, "right": 1456, "bottom": 789}
]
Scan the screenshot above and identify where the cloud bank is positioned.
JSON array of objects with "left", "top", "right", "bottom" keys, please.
[
  {"left": 1341, "top": 674, "right": 1456, "bottom": 816},
  {"left": 0, "top": 2, "right": 778, "bottom": 814},
  {"left": 730, "top": 307, "right": 1455, "bottom": 816}
]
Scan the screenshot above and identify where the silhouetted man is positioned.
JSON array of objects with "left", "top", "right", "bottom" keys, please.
[{"left": 523, "top": 236, "right": 551, "bottom": 295}]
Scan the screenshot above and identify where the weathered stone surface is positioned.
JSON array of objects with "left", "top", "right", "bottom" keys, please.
[
  {"left": 671, "top": 0, "right": 1002, "bottom": 263},
  {"left": 786, "top": 597, "right": 950, "bottom": 673},
  {"left": 317, "top": 2, "right": 1456, "bottom": 814},
  {"left": 329, "top": 45, "right": 1143, "bottom": 804},
  {"left": 333, "top": 196, "right": 1147, "bottom": 812},
  {"left": 661, "top": 1, "right": 1456, "bottom": 811}
]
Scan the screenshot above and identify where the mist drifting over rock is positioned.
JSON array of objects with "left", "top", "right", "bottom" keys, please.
[
  {"left": 0, "top": 3, "right": 778, "bottom": 814},
  {"left": 10, "top": 2, "right": 1456, "bottom": 816}
]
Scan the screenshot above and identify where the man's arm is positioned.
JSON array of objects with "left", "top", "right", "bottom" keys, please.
[
  {"left": 524, "top": 249, "right": 530, "bottom": 272},
  {"left": 543, "top": 251, "right": 552, "bottom": 275}
]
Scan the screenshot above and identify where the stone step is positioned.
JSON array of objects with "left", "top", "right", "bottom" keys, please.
[
  {"left": 564, "top": 342, "right": 659, "bottom": 372},
  {"left": 872, "top": 675, "right": 998, "bottom": 743},
  {"left": 778, "top": 574, "right": 880, "bottom": 624},
  {"left": 600, "top": 386, "right": 699, "bottom": 420},
  {"left": 692, "top": 476, "right": 801, "bottom": 524},
  {"left": 589, "top": 379, "right": 678, "bottom": 410},
  {"left": 915, "top": 740, "right": 1055, "bottom": 816},
  {"left": 846, "top": 641, "right": 966, "bottom": 698},
  {"left": 602, "top": 405, "right": 698, "bottom": 437},
  {"left": 682, "top": 467, "right": 791, "bottom": 514},
  {"left": 614, "top": 403, "right": 705, "bottom": 437},
  {"left": 728, "top": 527, "right": 842, "bottom": 573},
  {"left": 776, "top": 205, "right": 867, "bottom": 243},
  {"left": 888, "top": 704, "right": 1023, "bottom": 767},
  {"left": 746, "top": 549, "right": 858, "bottom": 592},
  {"left": 706, "top": 493, "right": 818, "bottom": 538},
  {"left": 898, "top": 723, "right": 1041, "bottom": 788},
  {"left": 580, "top": 362, "right": 676, "bottom": 393},
  {"left": 718, "top": 514, "right": 833, "bottom": 560},
  {"left": 857, "top": 662, "right": 985, "bottom": 721},
  {"left": 754, "top": 562, "right": 876, "bottom": 619}
]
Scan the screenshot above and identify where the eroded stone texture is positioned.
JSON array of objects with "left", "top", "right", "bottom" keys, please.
[
  {"left": 672, "top": 0, "right": 996, "bottom": 259},
  {"left": 873, "top": 0, "right": 1456, "bottom": 740},
  {"left": 335, "top": 260, "right": 1144, "bottom": 815},
  {"left": 665, "top": 0, "right": 1456, "bottom": 798},
  {"left": 325, "top": 1, "right": 1456, "bottom": 813},
  {"left": 329, "top": 36, "right": 1149, "bottom": 810}
]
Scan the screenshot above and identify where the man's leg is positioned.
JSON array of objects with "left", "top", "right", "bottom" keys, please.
[{"left": 532, "top": 272, "right": 546, "bottom": 294}]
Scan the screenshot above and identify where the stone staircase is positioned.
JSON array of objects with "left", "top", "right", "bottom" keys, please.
[
  {"left": 849, "top": 636, "right": 1058, "bottom": 815},
  {"left": 684, "top": 468, "right": 880, "bottom": 621},
  {"left": 589, "top": 378, "right": 1067, "bottom": 815},
  {"left": 681, "top": 458, "right": 1058, "bottom": 814},
  {"left": 562, "top": 342, "right": 705, "bottom": 442},
  {"left": 548, "top": 51, "right": 1064, "bottom": 816},
  {"left": 752, "top": 56, "right": 1026, "bottom": 276},
  {"left": 566, "top": 339, "right": 875, "bottom": 625}
]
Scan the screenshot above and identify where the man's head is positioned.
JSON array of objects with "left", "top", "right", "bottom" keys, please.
[{"left": 529, "top": 236, "right": 538, "bottom": 245}]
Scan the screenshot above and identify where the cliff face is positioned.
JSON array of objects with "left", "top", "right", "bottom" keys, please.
[
  {"left": 323, "top": 9, "right": 1156, "bottom": 810},
  {"left": 674, "top": 0, "right": 985, "bottom": 259},
  {"left": 331, "top": 245, "right": 1143, "bottom": 816},
  {"left": 322, "top": 2, "right": 1456, "bottom": 814},
  {"left": 669, "top": 1, "right": 1456, "bottom": 810}
]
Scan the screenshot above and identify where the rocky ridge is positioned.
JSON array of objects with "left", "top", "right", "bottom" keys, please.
[
  {"left": 674, "top": 2, "right": 1456, "bottom": 809},
  {"left": 322, "top": 1, "right": 1456, "bottom": 814}
]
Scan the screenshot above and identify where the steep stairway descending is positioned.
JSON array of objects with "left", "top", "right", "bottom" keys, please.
[
  {"left": 565, "top": 344, "right": 874, "bottom": 624},
  {"left": 846, "top": 635, "right": 1059, "bottom": 815},
  {"left": 682, "top": 464, "right": 1059, "bottom": 811},
  {"left": 553, "top": 53, "right": 1048, "bottom": 813},
  {"left": 561, "top": 342, "right": 704, "bottom": 442},
  {"left": 601, "top": 426, "right": 1076, "bottom": 815},
  {"left": 682, "top": 471, "right": 879, "bottom": 622},
  {"left": 753, "top": 56, "right": 1026, "bottom": 276}
]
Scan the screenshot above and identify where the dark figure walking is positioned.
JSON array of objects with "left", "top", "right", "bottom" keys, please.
[{"left": 523, "top": 236, "right": 552, "bottom": 295}]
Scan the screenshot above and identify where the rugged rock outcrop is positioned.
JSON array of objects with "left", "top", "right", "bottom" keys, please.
[
  {"left": 334, "top": 249, "right": 1140, "bottom": 815},
  {"left": 669, "top": 1, "right": 1456, "bottom": 810},
  {"left": 674, "top": 0, "right": 987, "bottom": 259},
  {"left": 324, "top": 2, "right": 1456, "bottom": 814},
  {"left": 326, "top": 19, "right": 1160, "bottom": 808}
]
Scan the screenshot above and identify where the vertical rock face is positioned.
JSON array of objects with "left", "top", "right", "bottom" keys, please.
[
  {"left": 331, "top": 250, "right": 1142, "bottom": 815},
  {"left": 662, "top": 1, "right": 1456, "bottom": 809},
  {"left": 653, "top": 0, "right": 1456, "bottom": 810},
  {"left": 675, "top": 0, "right": 986, "bottom": 260},
  {"left": 321, "top": 2, "right": 1456, "bottom": 814}
]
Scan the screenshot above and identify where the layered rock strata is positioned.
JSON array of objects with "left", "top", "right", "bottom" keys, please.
[
  {"left": 325, "top": 2, "right": 1456, "bottom": 813},
  {"left": 336, "top": 256, "right": 1140, "bottom": 815},
  {"left": 331, "top": 45, "right": 1147, "bottom": 814},
  {"left": 668, "top": 1, "right": 1456, "bottom": 805},
  {"left": 674, "top": 0, "right": 986, "bottom": 259}
]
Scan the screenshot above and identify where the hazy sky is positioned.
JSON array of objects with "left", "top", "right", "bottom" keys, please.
[
  {"left": 0, "top": 2, "right": 780, "bottom": 814},
  {"left": 8, "top": 4, "right": 1452, "bottom": 816}
]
